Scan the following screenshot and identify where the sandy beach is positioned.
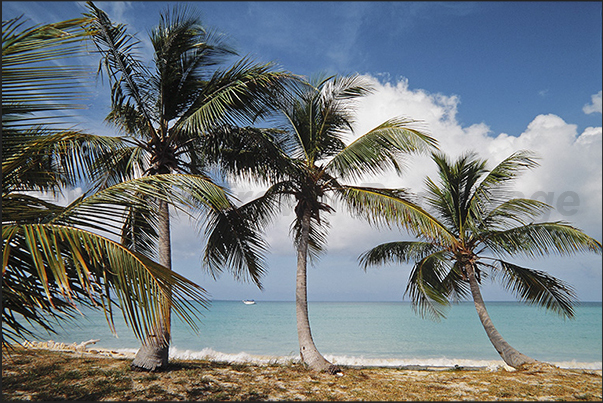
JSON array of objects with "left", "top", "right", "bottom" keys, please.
[{"left": 3, "top": 343, "right": 601, "bottom": 401}]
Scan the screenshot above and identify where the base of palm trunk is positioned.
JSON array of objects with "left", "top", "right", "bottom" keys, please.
[
  {"left": 300, "top": 348, "right": 342, "bottom": 374},
  {"left": 131, "top": 343, "right": 169, "bottom": 372},
  {"left": 517, "top": 361, "right": 560, "bottom": 373}
]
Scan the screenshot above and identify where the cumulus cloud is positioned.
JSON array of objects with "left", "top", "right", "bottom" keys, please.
[
  {"left": 322, "top": 75, "right": 602, "bottom": 251},
  {"left": 218, "top": 75, "right": 602, "bottom": 258},
  {"left": 583, "top": 90, "right": 602, "bottom": 115},
  {"left": 169, "top": 74, "right": 601, "bottom": 300}
]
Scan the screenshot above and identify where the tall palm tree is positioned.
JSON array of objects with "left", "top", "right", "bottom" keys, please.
[
  {"left": 360, "top": 151, "right": 602, "bottom": 369},
  {"left": 229, "top": 74, "right": 438, "bottom": 372},
  {"left": 2, "top": 16, "right": 212, "bottom": 349},
  {"left": 84, "top": 2, "right": 298, "bottom": 370}
]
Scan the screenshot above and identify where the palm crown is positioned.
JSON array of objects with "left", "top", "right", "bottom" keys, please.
[
  {"left": 225, "top": 73, "right": 438, "bottom": 372},
  {"left": 361, "top": 151, "right": 602, "bottom": 320},
  {"left": 2, "top": 14, "right": 210, "bottom": 348}
]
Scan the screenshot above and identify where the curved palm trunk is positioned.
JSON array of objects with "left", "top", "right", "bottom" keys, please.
[
  {"left": 465, "top": 264, "right": 537, "bottom": 369},
  {"left": 131, "top": 199, "right": 172, "bottom": 371},
  {"left": 296, "top": 211, "right": 340, "bottom": 373}
]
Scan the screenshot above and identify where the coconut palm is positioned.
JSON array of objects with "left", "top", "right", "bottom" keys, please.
[
  {"left": 84, "top": 2, "right": 298, "bottom": 370},
  {"left": 229, "top": 74, "right": 438, "bottom": 372},
  {"left": 359, "top": 151, "right": 602, "bottom": 369},
  {"left": 2, "top": 16, "right": 213, "bottom": 349}
]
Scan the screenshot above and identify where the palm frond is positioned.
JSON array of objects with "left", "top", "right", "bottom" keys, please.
[
  {"left": 178, "top": 58, "right": 299, "bottom": 133},
  {"left": 120, "top": 202, "right": 159, "bottom": 260},
  {"left": 279, "top": 74, "right": 374, "bottom": 164},
  {"left": 468, "top": 150, "right": 540, "bottom": 229},
  {"left": 326, "top": 117, "right": 437, "bottom": 182},
  {"left": 404, "top": 252, "right": 454, "bottom": 321},
  {"left": 483, "top": 222, "right": 602, "bottom": 259},
  {"left": 2, "top": 223, "right": 208, "bottom": 346},
  {"left": 88, "top": 141, "right": 149, "bottom": 190},
  {"left": 335, "top": 185, "right": 456, "bottom": 245},
  {"left": 150, "top": 3, "right": 237, "bottom": 122},
  {"left": 480, "top": 198, "right": 552, "bottom": 230},
  {"left": 201, "top": 205, "right": 270, "bottom": 288},
  {"left": 195, "top": 125, "right": 296, "bottom": 184},
  {"left": 3, "top": 130, "right": 125, "bottom": 196},
  {"left": 359, "top": 241, "right": 441, "bottom": 269},
  {"left": 85, "top": 1, "right": 157, "bottom": 140},
  {"left": 2, "top": 15, "right": 93, "bottom": 128},
  {"left": 426, "top": 151, "right": 488, "bottom": 236},
  {"left": 492, "top": 260, "right": 577, "bottom": 318},
  {"left": 442, "top": 262, "right": 472, "bottom": 302},
  {"left": 471, "top": 150, "right": 539, "bottom": 207}
]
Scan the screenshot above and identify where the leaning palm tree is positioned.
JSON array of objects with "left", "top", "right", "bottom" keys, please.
[
  {"left": 2, "top": 16, "right": 213, "bottom": 349},
  {"left": 84, "top": 2, "right": 298, "bottom": 370},
  {"left": 360, "top": 151, "right": 602, "bottom": 369},
  {"left": 229, "top": 74, "right": 438, "bottom": 372}
]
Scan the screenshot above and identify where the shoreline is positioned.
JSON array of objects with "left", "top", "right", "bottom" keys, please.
[{"left": 16, "top": 339, "right": 603, "bottom": 373}]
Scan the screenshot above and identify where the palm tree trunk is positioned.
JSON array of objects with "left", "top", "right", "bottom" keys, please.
[
  {"left": 131, "top": 199, "right": 172, "bottom": 371},
  {"left": 295, "top": 210, "right": 340, "bottom": 373},
  {"left": 465, "top": 263, "right": 537, "bottom": 369}
]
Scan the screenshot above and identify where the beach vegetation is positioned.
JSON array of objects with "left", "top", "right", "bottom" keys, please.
[
  {"left": 2, "top": 14, "right": 210, "bottom": 351},
  {"left": 360, "top": 151, "right": 602, "bottom": 369},
  {"left": 226, "top": 73, "right": 438, "bottom": 372},
  {"left": 83, "top": 1, "right": 299, "bottom": 371}
]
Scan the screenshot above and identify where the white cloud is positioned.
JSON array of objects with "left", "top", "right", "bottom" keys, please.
[
  {"left": 171, "top": 74, "right": 602, "bottom": 300},
  {"left": 583, "top": 90, "right": 602, "bottom": 115},
  {"left": 218, "top": 75, "right": 603, "bottom": 256},
  {"left": 321, "top": 75, "right": 602, "bottom": 251}
]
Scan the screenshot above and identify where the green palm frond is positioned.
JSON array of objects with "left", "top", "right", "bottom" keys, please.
[
  {"left": 3, "top": 130, "right": 125, "bottom": 195},
  {"left": 359, "top": 241, "right": 442, "bottom": 268},
  {"left": 178, "top": 58, "right": 299, "bottom": 134},
  {"left": 89, "top": 142, "right": 149, "bottom": 190},
  {"left": 2, "top": 15, "right": 92, "bottom": 128},
  {"left": 426, "top": 151, "right": 488, "bottom": 236},
  {"left": 51, "top": 174, "right": 231, "bottom": 235},
  {"left": 2, "top": 223, "right": 208, "bottom": 345},
  {"left": 85, "top": 1, "right": 157, "bottom": 139},
  {"left": 326, "top": 117, "right": 438, "bottom": 182},
  {"left": 280, "top": 74, "right": 374, "bottom": 164},
  {"left": 200, "top": 179, "right": 296, "bottom": 284},
  {"left": 480, "top": 198, "right": 552, "bottom": 230},
  {"left": 483, "top": 222, "right": 602, "bottom": 259},
  {"left": 441, "top": 262, "right": 472, "bottom": 302},
  {"left": 150, "top": 4, "right": 237, "bottom": 122},
  {"left": 336, "top": 185, "right": 456, "bottom": 245},
  {"left": 201, "top": 205, "right": 270, "bottom": 288},
  {"left": 471, "top": 150, "right": 539, "bottom": 206},
  {"left": 468, "top": 150, "right": 540, "bottom": 230},
  {"left": 120, "top": 202, "right": 160, "bottom": 260},
  {"left": 404, "top": 252, "right": 454, "bottom": 321},
  {"left": 196, "top": 125, "right": 296, "bottom": 184},
  {"left": 492, "top": 260, "right": 577, "bottom": 318}
]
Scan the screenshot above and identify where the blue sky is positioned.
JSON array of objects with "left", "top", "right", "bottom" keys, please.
[{"left": 4, "top": 1, "right": 602, "bottom": 302}]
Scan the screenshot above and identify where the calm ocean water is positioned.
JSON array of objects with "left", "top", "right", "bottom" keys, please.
[{"left": 17, "top": 301, "right": 602, "bottom": 370}]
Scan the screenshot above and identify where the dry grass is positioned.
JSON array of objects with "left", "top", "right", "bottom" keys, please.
[{"left": 2, "top": 347, "right": 601, "bottom": 401}]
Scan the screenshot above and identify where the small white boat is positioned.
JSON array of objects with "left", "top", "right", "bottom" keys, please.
[{"left": 242, "top": 299, "right": 256, "bottom": 305}]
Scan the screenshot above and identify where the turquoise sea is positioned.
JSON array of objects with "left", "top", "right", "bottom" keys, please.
[{"left": 16, "top": 301, "right": 602, "bottom": 370}]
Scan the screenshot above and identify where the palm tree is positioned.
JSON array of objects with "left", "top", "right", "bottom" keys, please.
[
  {"left": 2, "top": 16, "right": 212, "bottom": 349},
  {"left": 360, "top": 151, "right": 602, "bottom": 369},
  {"left": 230, "top": 74, "right": 438, "bottom": 372},
  {"left": 84, "top": 2, "right": 298, "bottom": 370}
]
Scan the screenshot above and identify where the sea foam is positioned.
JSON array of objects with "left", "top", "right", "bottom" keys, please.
[{"left": 164, "top": 347, "right": 602, "bottom": 371}]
